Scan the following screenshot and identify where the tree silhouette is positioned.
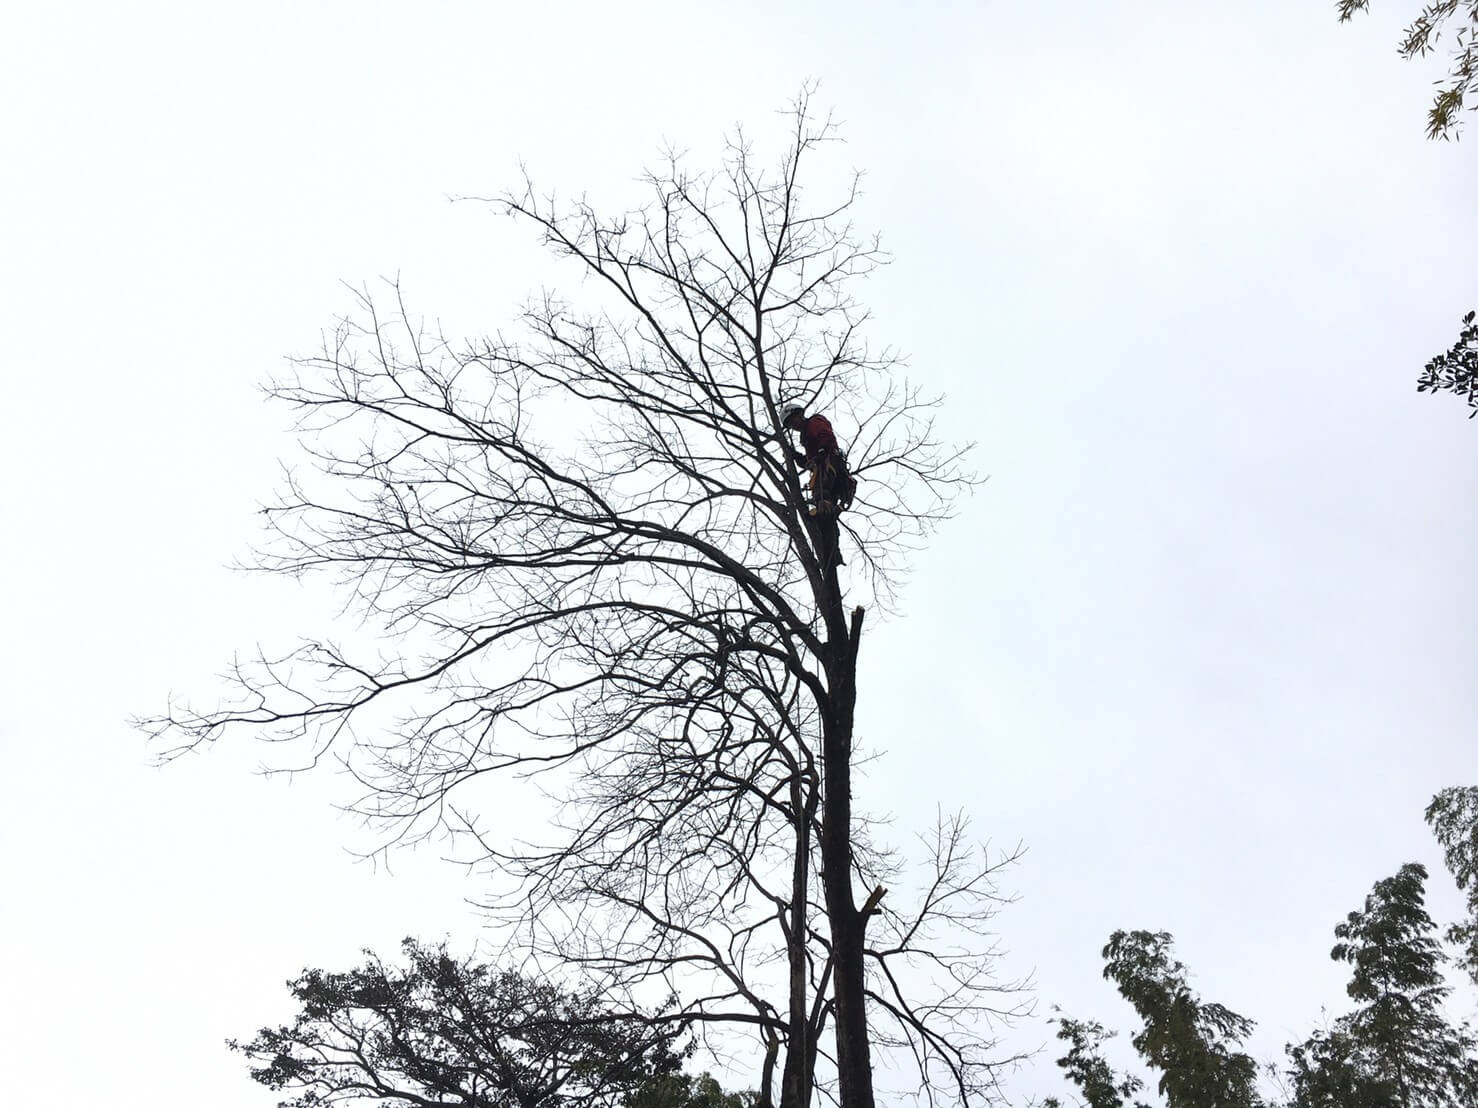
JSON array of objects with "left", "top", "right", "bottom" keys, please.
[
  {"left": 234, "top": 939, "right": 689, "bottom": 1108},
  {"left": 1051, "top": 813, "right": 1478, "bottom": 1107},
  {"left": 1100, "top": 931, "right": 1262, "bottom": 1108},
  {"left": 1041, "top": 1014, "right": 1146, "bottom": 1108},
  {"left": 145, "top": 96, "right": 1024, "bottom": 1108},
  {"left": 1286, "top": 863, "right": 1478, "bottom": 1107},
  {"left": 1426, "top": 786, "right": 1478, "bottom": 978},
  {"left": 1416, "top": 310, "right": 1478, "bottom": 416}
]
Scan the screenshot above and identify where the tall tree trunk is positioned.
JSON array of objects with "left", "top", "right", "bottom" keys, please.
[
  {"left": 779, "top": 764, "right": 815, "bottom": 1108},
  {"left": 820, "top": 594, "right": 873, "bottom": 1108}
]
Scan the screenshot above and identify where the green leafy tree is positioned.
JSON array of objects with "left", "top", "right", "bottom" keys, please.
[
  {"left": 1336, "top": 2, "right": 1478, "bottom": 139},
  {"left": 1284, "top": 863, "right": 1478, "bottom": 1107},
  {"left": 1054, "top": 805, "right": 1478, "bottom": 1107},
  {"left": 233, "top": 939, "right": 691, "bottom": 1108},
  {"left": 629, "top": 1073, "right": 757, "bottom": 1108},
  {"left": 1041, "top": 1014, "right": 1146, "bottom": 1108},
  {"left": 1427, "top": 786, "right": 1478, "bottom": 976},
  {"left": 1415, "top": 311, "right": 1478, "bottom": 416},
  {"left": 1285, "top": 1026, "right": 1368, "bottom": 1108},
  {"left": 1100, "top": 931, "right": 1262, "bottom": 1108}
]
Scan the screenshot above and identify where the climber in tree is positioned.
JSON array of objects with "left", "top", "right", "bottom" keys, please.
[{"left": 779, "top": 402, "right": 856, "bottom": 516}]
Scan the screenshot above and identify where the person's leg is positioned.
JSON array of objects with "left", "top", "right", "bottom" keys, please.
[
  {"left": 817, "top": 453, "right": 838, "bottom": 513},
  {"left": 824, "top": 515, "right": 844, "bottom": 566}
]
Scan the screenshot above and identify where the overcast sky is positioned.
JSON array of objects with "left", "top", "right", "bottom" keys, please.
[{"left": 2, "top": 3, "right": 1475, "bottom": 1106}]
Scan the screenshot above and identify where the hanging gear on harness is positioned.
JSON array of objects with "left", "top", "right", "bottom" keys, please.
[{"left": 780, "top": 403, "right": 856, "bottom": 516}]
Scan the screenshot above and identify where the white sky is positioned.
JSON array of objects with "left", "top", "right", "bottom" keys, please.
[{"left": 2, "top": 2, "right": 1475, "bottom": 1105}]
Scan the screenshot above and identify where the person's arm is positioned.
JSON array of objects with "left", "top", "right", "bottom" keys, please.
[{"left": 784, "top": 429, "right": 808, "bottom": 468}]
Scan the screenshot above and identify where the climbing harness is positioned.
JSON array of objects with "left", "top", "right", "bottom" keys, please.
[{"left": 808, "top": 450, "right": 856, "bottom": 515}]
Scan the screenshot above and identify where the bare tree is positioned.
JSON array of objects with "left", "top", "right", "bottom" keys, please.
[{"left": 147, "top": 96, "right": 1027, "bottom": 1108}]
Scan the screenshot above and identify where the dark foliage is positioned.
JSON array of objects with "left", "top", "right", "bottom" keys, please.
[
  {"left": 1427, "top": 786, "right": 1478, "bottom": 980},
  {"left": 1285, "top": 863, "right": 1478, "bottom": 1107},
  {"left": 1099, "top": 931, "right": 1262, "bottom": 1108},
  {"left": 233, "top": 939, "right": 690, "bottom": 1108},
  {"left": 1054, "top": 796, "right": 1478, "bottom": 1107},
  {"left": 628, "top": 1072, "right": 758, "bottom": 1108},
  {"left": 1041, "top": 1014, "right": 1146, "bottom": 1108},
  {"left": 1416, "top": 310, "right": 1478, "bottom": 415}
]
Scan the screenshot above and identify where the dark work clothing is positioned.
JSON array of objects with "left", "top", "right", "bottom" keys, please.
[
  {"left": 809, "top": 451, "right": 846, "bottom": 510},
  {"left": 788, "top": 411, "right": 852, "bottom": 517},
  {"left": 794, "top": 414, "right": 839, "bottom": 466},
  {"left": 786, "top": 411, "right": 850, "bottom": 565}
]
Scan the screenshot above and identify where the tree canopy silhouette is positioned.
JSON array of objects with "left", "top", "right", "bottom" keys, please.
[
  {"left": 234, "top": 939, "right": 691, "bottom": 1108},
  {"left": 146, "top": 96, "right": 1024, "bottom": 1108},
  {"left": 1416, "top": 310, "right": 1478, "bottom": 416},
  {"left": 1286, "top": 863, "right": 1478, "bottom": 1107},
  {"left": 1047, "top": 840, "right": 1478, "bottom": 1107}
]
